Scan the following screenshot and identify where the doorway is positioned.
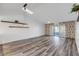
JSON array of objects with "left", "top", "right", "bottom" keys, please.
[{"left": 54, "top": 25, "right": 60, "bottom": 37}]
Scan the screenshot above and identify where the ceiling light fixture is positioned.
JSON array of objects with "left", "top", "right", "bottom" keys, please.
[{"left": 23, "top": 3, "right": 34, "bottom": 15}]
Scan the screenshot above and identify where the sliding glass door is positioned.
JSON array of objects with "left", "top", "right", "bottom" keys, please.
[
  {"left": 54, "top": 25, "right": 59, "bottom": 37},
  {"left": 59, "top": 24, "right": 66, "bottom": 38},
  {"left": 53, "top": 24, "right": 66, "bottom": 38}
]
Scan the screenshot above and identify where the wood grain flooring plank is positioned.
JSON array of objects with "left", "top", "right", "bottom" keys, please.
[{"left": 2, "top": 36, "right": 79, "bottom": 56}]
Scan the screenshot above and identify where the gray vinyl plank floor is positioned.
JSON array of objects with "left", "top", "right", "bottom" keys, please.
[{"left": 3, "top": 36, "right": 79, "bottom": 56}]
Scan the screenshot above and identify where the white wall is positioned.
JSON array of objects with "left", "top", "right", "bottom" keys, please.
[
  {"left": 0, "top": 4, "right": 45, "bottom": 44},
  {"left": 0, "top": 15, "right": 44, "bottom": 44},
  {"left": 0, "top": 17, "right": 44, "bottom": 44},
  {"left": 75, "top": 22, "right": 79, "bottom": 52}
]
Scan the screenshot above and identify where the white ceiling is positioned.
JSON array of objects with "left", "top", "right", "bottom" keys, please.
[{"left": 0, "top": 3, "right": 77, "bottom": 23}]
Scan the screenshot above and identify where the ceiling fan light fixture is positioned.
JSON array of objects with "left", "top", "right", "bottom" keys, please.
[
  {"left": 22, "top": 3, "right": 34, "bottom": 15},
  {"left": 23, "top": 3, "right": 27, "bottom": 7}
]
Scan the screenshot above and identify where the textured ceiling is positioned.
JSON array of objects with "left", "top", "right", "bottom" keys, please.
[{"left": 0, "top": 3, "right": 77, "bottom": 23}]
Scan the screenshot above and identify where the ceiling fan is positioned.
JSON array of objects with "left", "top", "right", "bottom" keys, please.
[
  {"left": 1, "top": 20, "right": 27, "bottom": 25},
  {"left": 23, "top": 3, "right": 34, "bottom": 15}
]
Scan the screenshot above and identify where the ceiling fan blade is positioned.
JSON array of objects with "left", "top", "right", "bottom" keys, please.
[
  {"left": 1, "top": 20, "right": 27, "bottom": 25},
  {"left": 25, "top": 8, "right": 34, "bottom": 15}
]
